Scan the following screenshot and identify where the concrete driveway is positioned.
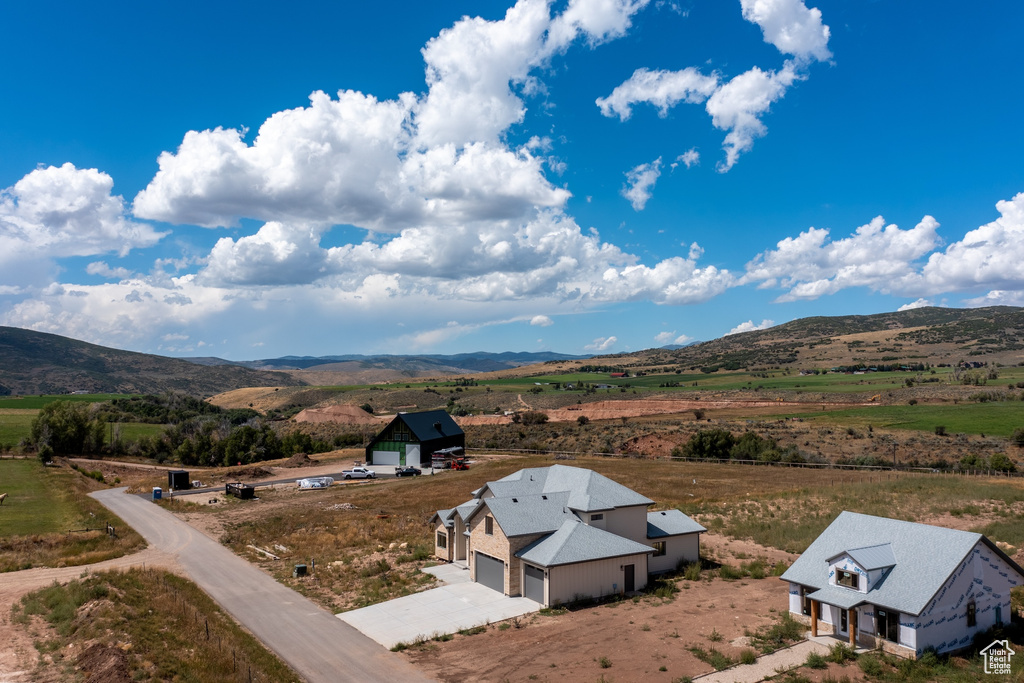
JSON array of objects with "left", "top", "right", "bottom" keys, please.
[
  {"left": 91, "top": 488, "right": 431, "bottom": 683},
  {"left": 338, "top": 565, "right": 541, "bottom": 649}
]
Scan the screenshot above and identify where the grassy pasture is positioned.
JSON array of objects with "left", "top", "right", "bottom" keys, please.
[
  {"left": 0, "top": 459, "right": 144, "bottom": 571},
  {"left": 0, "top": 409, "right": 35, "bottom": 446},
  {"left": 807, "top": 401, "right": 1024, "bottom": 437}
]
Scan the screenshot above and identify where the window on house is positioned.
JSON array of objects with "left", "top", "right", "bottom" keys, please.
[
  {"left": 801, "top": 588, "right": 811, "bottom": 616},
  {"left": 876, "top": 609, "right": 899, "bottom": 642},
  {"left": 591, "top": 513, "right": 604, "bottom": 521},
  {"left": 437, "top": 531, "right": 447, "bottom": 549},
  {"left": 967, "top": 601, "right": 976, "bottom": 627},
  {"left": 485, "top": 516, "right": 493, "bottom": 535},
  {"left": 652, "top": 541, "right": 666, "bottom": 557},
  {"left": 837, "top": 569, "right": 858, "bottom": 589}
]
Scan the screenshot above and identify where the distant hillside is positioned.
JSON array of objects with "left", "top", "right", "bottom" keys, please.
[
  {"left": 0, "top": 327, "right": 305, "bottom": 397},
  {"left": 187, "top": 351, "right": 588, "bottom": 374},
  {"left": 559, "top": 306, "right": 1024, "bottom": 374}
]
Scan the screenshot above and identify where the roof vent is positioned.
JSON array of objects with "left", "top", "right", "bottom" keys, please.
[
  {"left": 542, "top": 495, "right": 548, "bottom": 500},
  {"left": 661, "top": 511, "right": 667, "bottom": 516},
  {"left": 512, "top": 498, "right": 518, "bottom": 503},
  {"left": 433, "top": 421, "right": 442, "bottom": 430}
]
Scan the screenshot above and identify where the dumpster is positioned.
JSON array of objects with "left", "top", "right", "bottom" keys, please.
[{"left": 152, "top": 487, "right": 162, "bottom": 500}]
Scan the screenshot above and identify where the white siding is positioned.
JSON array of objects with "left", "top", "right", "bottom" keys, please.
[
  {"left": 603, "top": 505, "right": 649, "bottom": 544},
  {"left": 914, "top": 541, "right": 1022, "bottom": 655},
  {"left": 649, "top": 534, "right": 700, "bottom": 574},
  {"left": 547, "top": 554, "right": 649, "bottom": 606}
]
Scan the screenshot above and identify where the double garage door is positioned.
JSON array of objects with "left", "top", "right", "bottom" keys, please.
[
  {"left": 371, "top": 444, "right": 421, "bottom": 467},
  {"left": 475, "top": 552, "right": 505, "bottom": 593}
]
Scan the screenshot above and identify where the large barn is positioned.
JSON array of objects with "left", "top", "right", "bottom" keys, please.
[{"left": 364, "top": 409, "right": 464, "bottom": 467}]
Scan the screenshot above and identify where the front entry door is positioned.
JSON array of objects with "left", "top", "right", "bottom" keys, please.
[{"left": 624, "top": 564, "right": 635, "bottom": 592}]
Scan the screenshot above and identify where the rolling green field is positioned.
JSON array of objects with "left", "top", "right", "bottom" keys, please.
[
  {"left": 0, "top": 410, "right": 35, "bottom": 446},
  {"left": 0, "top": 459, "right": 79, "bottom": 536},
  {"left": 805, "top": 402, "right": 1024, "bottom": 437}
]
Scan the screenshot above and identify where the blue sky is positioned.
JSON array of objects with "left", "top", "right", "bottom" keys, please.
[{"left": 2, "top": 0, "right": 1023, "bottom": 360}]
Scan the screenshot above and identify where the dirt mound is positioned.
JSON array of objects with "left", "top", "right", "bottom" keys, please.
[
  {"left": 293, "top": 404, "right": 385, "bottom": 425},
  {"left": 281, "top": 452, "right": 316, "bottom": 468},
  {"left": 230, "top": 466, "right": 273, "bottom": 479},
  {"left": 76, "top": 643, "right": 131, "bottom": 682}
]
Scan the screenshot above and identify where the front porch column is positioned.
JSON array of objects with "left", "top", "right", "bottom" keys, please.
[
  {"left": 849, "top": 608, "right": 857, "bottom": 647},
  {"left": 810, "top": 600, "right": 818, "bottom": 637}
]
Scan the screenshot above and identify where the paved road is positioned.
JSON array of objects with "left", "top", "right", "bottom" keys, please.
[{"left": 91, "top": 488, "right": 432, "bottom": 683}]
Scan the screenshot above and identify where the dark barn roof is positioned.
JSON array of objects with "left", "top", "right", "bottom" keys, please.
[{"left": 365, "top": 409, "right": 465, "bottom": 459}]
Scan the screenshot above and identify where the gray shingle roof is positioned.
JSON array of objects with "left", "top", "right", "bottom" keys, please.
[
  {"left": 647, "top": 510, "right": 706, "bottom": 538},
  {"left": 432, "top": 508, "right": 455, "bottom": 528},
  {"left": 806, "top": 584, "right": 869, "bottom": 610},
  {"left": 833, "top": 543, "right": 896, "bottom": 571},
  {"left": 485, "top": 464, "right": 654, "bottom": 512},
  {"left": 455, "top": 499, "right": 480, "bottom": 522},
  {"left": 483, "top": 493, "right": 574, "bottom": 537},
  {"left": 780, "top": 511, "right": 1024, "bottom": 616},
  {"left": 516, "top": 519, "right": 655, "bottom": 567}
]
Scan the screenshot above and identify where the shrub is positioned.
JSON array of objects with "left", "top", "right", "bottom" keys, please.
[
  {"left": 1013, "top": 427, "right": 1024, "bottom": 447},
  {"left": 576, "top": 415, "right": 589, "bottom": 426},
  {"left": 740, "top": 649, "right": 757, "bottom": 665},
  {"left": 806, "top": 651, "right": 828, "bottom": 669},
  {"left": 935, "top": 425, "right": 947, "bottom": 436},
  {"left": 520, "top": 411, "right": 549, "bottom": 425},
  {"left": 598, "top": 656, "right": 611, "bottom": 669},
  {"left": 827, "top": 642, "right": 857, "bottom": 663},
  {"left": 858, "top": 654, "right": 883, "bottom": 676},
  {"left": 682, "top": 562, "right": 702, "bottom": 581}
]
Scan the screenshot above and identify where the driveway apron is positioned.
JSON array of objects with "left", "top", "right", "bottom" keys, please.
[
  {"left": 339, "top": 575, "right": 541, "bottom": 649},
  {"left": 91, "top": 488, "right": 432, "bottom": 683}
]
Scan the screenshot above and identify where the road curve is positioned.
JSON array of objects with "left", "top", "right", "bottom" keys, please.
[{"left": 90, "top": 488, "right": 432, "bottom": 683}]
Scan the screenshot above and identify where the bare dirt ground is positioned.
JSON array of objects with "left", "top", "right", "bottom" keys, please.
[
  {"left": 293, "top": 404, "right": 388, "bottom": 425},
  {"left": 0, "top": 547, "right": 181, "bottom": 682},
  {"left": 402, "top": 552, "right": 792, "bottom": 683},
  {"left": 455, "top": 398, "right": 871, "bottom": 426}
]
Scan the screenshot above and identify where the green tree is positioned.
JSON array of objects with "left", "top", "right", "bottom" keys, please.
[
  {"left": 30, "top": 401, "right": 91, "bottom": 456},
  {"left": 520, "top": 411, "right": 549, "bottom": 425},
  {"left": 989, "top": 453, "right": 1017, "bottom": 473},
  {"left": 680, "top": 429, "right": 736, "bottom": 460}
]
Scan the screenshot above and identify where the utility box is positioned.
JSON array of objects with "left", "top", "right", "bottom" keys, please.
[
  {"left": 152, "top": 487, "right": 162, "bottom": 500},
  {"left": 168, "top": 470, "right": 190, "bottom": 490},
  {"left": 293, "top": 564, "right": 307, "bottom": 578}
]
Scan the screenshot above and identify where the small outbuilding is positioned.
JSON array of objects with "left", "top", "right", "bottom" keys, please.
[
  {"left": 168, "top": 470, "right": 191, "bottom": 490},
  {"left": 365, "top": 410, "right": 464, "bottom": 468}
]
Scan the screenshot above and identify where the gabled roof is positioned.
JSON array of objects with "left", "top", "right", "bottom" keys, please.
[
  {"left": 829, "top": 543, "right": 896, "bottom": 571},
  {"left": 516, "top": 519, "right": 654, "bottom": 567},
  {"left": 481, "top": 492, "right": 575, "bottom": 537},
  {"left": 480, "top": 464, "right": 653, "bottom": 512},
  {"left": 781, "top": 511, "right": 1024, "bottom": 616},
  {"left": 397, "top": 410, "right": 464, "bottom": 441},
  {"left": 647, "top": 510, "right": 706, "bottom": 539},
  {"left": 431, "top": 508, "right": 455, "bottom": 528}
]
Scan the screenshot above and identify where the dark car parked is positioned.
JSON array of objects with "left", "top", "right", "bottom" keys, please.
[{"left": 395, "top": 466, "right": 421, "bottom": 477}]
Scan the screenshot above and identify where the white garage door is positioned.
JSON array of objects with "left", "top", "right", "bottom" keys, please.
[
  {"left": 372, "top": 449, "right": 400, "bottom": 466},
  {"left": 475, "top": 552, "right": 505, "bottom": 593},
  {"left": 405, "top": 444, "right": 421, "bottom": 467},
  {"left": 523, "top": 564, "right": 545, "bottom": 604}
]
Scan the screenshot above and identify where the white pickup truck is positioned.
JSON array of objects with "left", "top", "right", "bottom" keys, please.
[{"left": 341, "top": 466, "right": 376, "bottom": 480}]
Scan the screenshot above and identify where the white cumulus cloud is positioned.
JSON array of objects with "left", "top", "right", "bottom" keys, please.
[
  {"left": 727, "top": 319, "right": 775, "bottom": 335},
  {"left": 743, "top": 215, "right": 941, "bottom": 301},
  {"left": 740, "top": 0, "right": 831, "bottom": 62},
  {"left": 897, "top": 298, "right": 934, "bottom": 311},
  {"left": 673, "top": 148, "right": 700, "bottom": 170},
  {"left": 530, "top": 314, "right": 554, "bottom": 326},
  {"left": 0, "top": 164, "right": 165, "bottom": 285},
  {"left": 585, "top": 335, "right": 618, "bottom": 352},
  {"left": 596, "top": 67, "right": 718, "bottom": 120},
  {"left": 622, "top": 158, "right": 662, "bottom": 210}
]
